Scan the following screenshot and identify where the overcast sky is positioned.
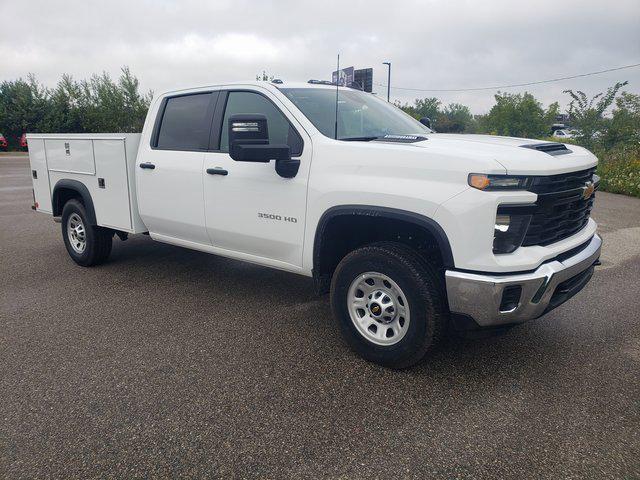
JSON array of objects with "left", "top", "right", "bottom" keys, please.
[{"left": 1, "top": 0, "right": 639, "bottom": 113}]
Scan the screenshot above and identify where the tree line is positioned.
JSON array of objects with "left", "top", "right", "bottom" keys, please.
[{"left": 0, "top": 67, "right": 152, "bottom": 149}]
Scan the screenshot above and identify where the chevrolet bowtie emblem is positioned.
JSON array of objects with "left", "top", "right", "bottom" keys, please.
[{"left": 582, "top": 181, "right": 595, "bottom": 200}]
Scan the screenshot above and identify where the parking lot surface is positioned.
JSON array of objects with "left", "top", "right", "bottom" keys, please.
[{"left": 1, "top": 153, "right": 639, "bottom": 479}]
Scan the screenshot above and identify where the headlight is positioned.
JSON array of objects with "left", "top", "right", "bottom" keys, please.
[
  {"left": 468, "top": 174, "right": 533, "bottom": 191},
  {"left": 493, "top": 210, "right": 532, "bottom": 254}
]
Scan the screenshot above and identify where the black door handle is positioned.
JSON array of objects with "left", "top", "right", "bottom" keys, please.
[
  {"left": 207, "top": 168, "right": 228, "bottom": 176},
  {"left": 139, "top": 163, "right": 155, "bottom": 169}
]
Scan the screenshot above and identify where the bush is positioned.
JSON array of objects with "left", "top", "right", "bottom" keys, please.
[{"left": 597, "top": 146, "right": 640, "bottom": 197}]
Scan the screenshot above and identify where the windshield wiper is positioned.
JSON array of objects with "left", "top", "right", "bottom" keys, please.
[{"left": 339, "top": 136, "right": 380, "bottom": 142}]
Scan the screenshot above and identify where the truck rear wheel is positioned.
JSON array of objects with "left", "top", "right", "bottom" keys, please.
[
  {"left": 61, "top": 199, "right": 112, "bottom": 266},
  {"left": 330, "top": 242, "right": 447, "bottom": 369}
]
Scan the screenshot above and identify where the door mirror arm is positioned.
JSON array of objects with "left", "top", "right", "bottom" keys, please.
[{"left": 275, "top": 158, "right": 300, "bottom": 179}]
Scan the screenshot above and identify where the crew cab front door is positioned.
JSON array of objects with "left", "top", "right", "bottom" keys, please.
[
  {"left": 137, "top": 92, "right": 218, "bottom": 245},
  {"left": 202, "top": 89, "right": 311, "bottom": 268}
]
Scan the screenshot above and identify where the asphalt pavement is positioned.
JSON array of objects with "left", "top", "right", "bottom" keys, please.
[{"left": 1, "top": 153, "right": 639, "bottom": 479}]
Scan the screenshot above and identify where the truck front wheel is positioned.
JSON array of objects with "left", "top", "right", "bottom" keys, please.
[
  {"left": 61, "top": 199, "right": 112, "bottom": 266},
  {"left": 330, "top": 242, "right": 447, "bottom": 369}
]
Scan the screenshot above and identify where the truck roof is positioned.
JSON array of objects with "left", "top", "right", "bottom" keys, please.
[{"left": 157, "top": 80, "right": 354, "bottom": 98}]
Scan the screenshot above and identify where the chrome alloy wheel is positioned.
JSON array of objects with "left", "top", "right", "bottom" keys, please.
[
  {"left": 67, "top": 213, "right": 87, "bottom": 254},
  {"left": 347, "top": 272, "right": 411, "bottom": 346}
]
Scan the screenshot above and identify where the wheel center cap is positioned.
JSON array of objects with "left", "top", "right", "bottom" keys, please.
[{"left": 367, "top": 289, "right": 396, "bottom": 323}]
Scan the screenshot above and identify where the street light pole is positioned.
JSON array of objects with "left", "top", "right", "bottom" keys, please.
[{"left": 382, "top": 62, "right": 391, "bottom": 102}]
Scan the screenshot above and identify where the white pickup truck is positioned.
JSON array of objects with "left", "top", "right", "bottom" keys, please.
[{"left": 28, "top": 80, "right": 601, "bottom": 368}]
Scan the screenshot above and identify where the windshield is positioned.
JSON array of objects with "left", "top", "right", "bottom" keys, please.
[{"left": 280, "top": 88, "right": 431, "bottom": 140}]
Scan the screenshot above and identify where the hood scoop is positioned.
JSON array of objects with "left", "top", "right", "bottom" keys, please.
[{"left": 520, "top": 142, "right": 572, "bottom": 156}]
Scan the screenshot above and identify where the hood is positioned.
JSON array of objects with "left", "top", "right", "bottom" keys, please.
[{"left": 403, "top": 133, "right": 598, "bottom": 176}]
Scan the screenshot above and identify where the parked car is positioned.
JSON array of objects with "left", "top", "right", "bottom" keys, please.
[
  {"left": 19, "top": 133, "right": 28, "bottom": 151},
  {"left": 552, "top": 129, "right": 576, "bottom": 139},
  {"left": 27, "top": 80, "right": 601, "bottom": 368},
  {"left": 0, "top": 133, "right": 7, "bottom": 151}
]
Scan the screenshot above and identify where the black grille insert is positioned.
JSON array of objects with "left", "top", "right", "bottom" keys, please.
[
  {"left": 523, "top": 193, "right": 595, "bottom": 246},
  {"left": 521, "top": 168, "right": 597, "bottom": 247},
  {"left": 528, "top": 167, "right": 596, "bottom": 194}
]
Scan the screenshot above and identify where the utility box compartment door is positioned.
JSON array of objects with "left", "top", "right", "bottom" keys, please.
[
  {"left": 46, "top": 139, "right": 95, "bottom": 175},
  {"left": 27, "top": 138, "right": 53, "bottom": 213},
  {"left": 93, "top": 139, "right": 133, "bottom": 230}
]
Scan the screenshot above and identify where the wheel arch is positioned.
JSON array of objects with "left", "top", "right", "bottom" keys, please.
[
  {"left": 312, "top": 205, "right": 454, "bottom": 293},
  {"left": 52, "top": 179, "right": 97, "bottom": 225}
]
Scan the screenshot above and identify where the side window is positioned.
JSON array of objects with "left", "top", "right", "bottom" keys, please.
[
  {"left": 220, "top": 91, "right": 303, "bottom": 155},
  {"left": 156, "top": 93, "right": 213, "bottom": 150}
]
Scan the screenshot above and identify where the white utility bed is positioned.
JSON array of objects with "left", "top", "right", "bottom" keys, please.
[{"left": 27, "top": 133, "right": 147, "bottom": 233}]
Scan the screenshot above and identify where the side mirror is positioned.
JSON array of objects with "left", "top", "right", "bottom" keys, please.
[
  {"left": 419, "top": 117, "right": 432, "bottom": 129},
  {"left": 228, "top": 114, "right": 300, "bottom": 178}
]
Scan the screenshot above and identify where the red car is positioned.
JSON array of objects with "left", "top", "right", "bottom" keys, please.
[
  {"left": 19, "top": 133, "right": 28, "bottom": 150},
  {"left": 0, "top": 133, "right": 7, "bottom": 151}
]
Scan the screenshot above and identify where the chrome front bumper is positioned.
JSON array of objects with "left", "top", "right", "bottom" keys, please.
[{"left": 445, "top": 234, "right": 602, "bottom": 327}]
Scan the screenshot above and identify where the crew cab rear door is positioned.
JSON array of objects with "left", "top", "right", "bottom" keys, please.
[{"left": 202, "top": 88, "right": 311, "bottom": 269}]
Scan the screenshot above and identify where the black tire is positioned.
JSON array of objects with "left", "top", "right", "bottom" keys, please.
[
  {"left": 330, "top": 242, "right": 448, "bottom": 369},
  {"left": 61, "top": 199, "right": 112, "bottom": 266}
]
